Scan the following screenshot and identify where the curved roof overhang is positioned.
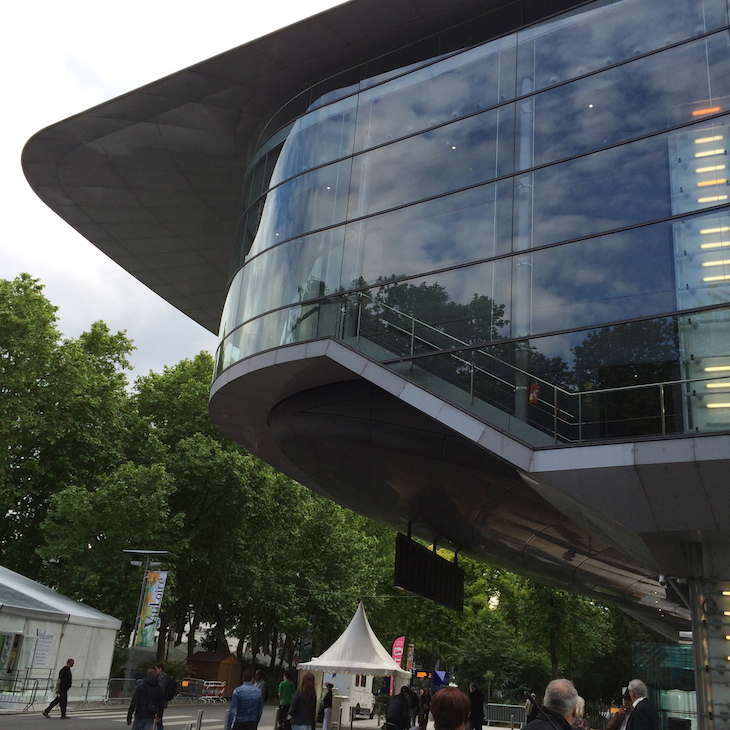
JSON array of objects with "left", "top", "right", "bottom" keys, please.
[{"left": 21, "top": 0, "right": 586, "bottom": 334}]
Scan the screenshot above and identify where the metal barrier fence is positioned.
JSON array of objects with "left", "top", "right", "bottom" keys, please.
[
  {"left": 179, "top": 677, "right": 227, "bottom": 701},
  {"left": 0, "top": 676, "right": 39, "bottom": 711},
  {"left": 485, "top": 703, "right": 527, "bottom": 728}
]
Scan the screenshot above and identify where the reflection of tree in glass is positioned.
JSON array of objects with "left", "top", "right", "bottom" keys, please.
[
  {"left": 378, "top": 279, "right": 507, "bottom": 342},
  {"left": 570, "top": 318, "right": 681, "bottom": 438},
  {"left": 351, "top": 280, "right": 683, "bottom": 440}
]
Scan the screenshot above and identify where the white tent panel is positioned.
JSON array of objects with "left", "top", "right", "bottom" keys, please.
[{"left": 298, "top": 602, "right": 410, "bottom": 678}]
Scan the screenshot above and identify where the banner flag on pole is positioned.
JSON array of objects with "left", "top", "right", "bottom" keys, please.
[
  {"left": 136, "top": 571, "right": 167, "bottom": 647},
  {"left": 389, "top": 636, "right": 406, "bottom": 694}
]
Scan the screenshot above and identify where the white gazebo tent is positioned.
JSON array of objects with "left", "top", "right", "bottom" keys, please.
[{"left": 298, "top": 602, "right": 410, "bottom": 724}]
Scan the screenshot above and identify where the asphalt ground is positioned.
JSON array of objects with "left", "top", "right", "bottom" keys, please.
[{"left": 0, "top": 701, "right": 395, "bottom": 730}]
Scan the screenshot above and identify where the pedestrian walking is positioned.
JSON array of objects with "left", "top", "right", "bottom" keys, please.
[{"left": 43, "top": 658, "right": 74, "bottom": 719}]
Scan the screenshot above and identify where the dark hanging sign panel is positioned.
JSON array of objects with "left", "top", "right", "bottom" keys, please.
[{"left": 393, "top": 533, "right": 464, "bottom": 612}]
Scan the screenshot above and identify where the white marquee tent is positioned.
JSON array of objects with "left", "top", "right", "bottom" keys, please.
[
  {"left": 298, "top": 601, "right": 410, "bottom": 678},
  {"left": 0, "top": 565, "right": 121, "bottom": 702}
]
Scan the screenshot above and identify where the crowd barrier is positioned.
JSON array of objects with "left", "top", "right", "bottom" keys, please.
[
  {"left": 485, "top": 703, "right": 527, "bottom": 728},
  {"left": 0, "top": 677, "right": 39, "bottom": 711},
  {"left": 180, "top": 677, "right": 227, "bottom": 701}
]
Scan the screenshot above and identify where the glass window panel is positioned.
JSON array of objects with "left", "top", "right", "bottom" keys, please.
[
  {"left": 532, "top": 33, "right": 730, "bottom": 166},
  {"left": 527, "top": 225, "right": 676, "bottom": 337},
  {"left": 269, "top": 96, "right": 358, "bottom": 186},
  {"left": 247, "top": 158, "right": 352, "bottom": 255},
  {"left": 340, "top": 185, "right": 511, "bottom": 289},
  {"left": 219, "top": 269, "right": 244, "bottom": 341},
  {"left": 362, "top": 261, "right": 512, "bottom": 358},
  {"left": 348, "top": 106, "right": 514, "bottom": 219},
  {"left": 517, "top": 0, "right": 727, "bottom": 94},
  {"left": 353, "top": 36, "right": 517, "bottom": 151},
  {"left": 674, "top": 210, "right": 730, "bottom": 309},
  {"left": 236, "top": 229, "right": 345, "bottom": 325},
  {"left": 529, "top": 135, "right": 672, "bottom": 247}
]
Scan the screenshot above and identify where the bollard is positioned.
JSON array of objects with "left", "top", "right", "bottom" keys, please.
[
  {"left": 196, "top": 708, "right": 204, "bottom": 730},
  {"left": 510, "top": 714, "right": 515, "bottom": 730}
]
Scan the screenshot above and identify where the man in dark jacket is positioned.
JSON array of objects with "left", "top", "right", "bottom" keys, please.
[
  {"left": 469, "top": 683, "right": 485, "bottom": 730},
  {"left": 154, "top": 663, "right": 170, "bottom": 730},
  {"left": 127, "top": 668, "right": 163, "bottom": 730},
  {"left": 626, "top": 680, "right": 659, "bottom": 730},
  {"left": 386, "top": 687, "right": 411, "bottom": 730},
  {"left": 43, "top": 658, "right": 74, "bottom": 719},
  {"left": 524, "top": 679, "right": 578, "bottom": 730}
]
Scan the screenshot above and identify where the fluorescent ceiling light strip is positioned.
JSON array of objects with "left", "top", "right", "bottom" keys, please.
[
  {"left": 696, "top": 165, "right": 726, "bottom": 173},
  {"left": 700, "top": 227, "right": 730, "bottom": 234},
  {"left": 702, "top": 259, "right": 730, "bottom": 266},
  {"left": 698, "top": 195, "right": 728, "bottom": 202},
  {"left": 695, "top": 150, "right": 726, "bottom": 158},
  {"left": 703, "top": 274, "right": 730, "bottom": 281},
  {"left": 700, "top": 242, "right": 730, "bottom": 249},
  {"left": 698, "top": 179, "right": 727, "bottom": 187}
]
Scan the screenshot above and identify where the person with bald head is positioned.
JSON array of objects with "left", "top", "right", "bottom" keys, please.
[{"left": 524, "top": 679, "right": 579, "bottom": 730}]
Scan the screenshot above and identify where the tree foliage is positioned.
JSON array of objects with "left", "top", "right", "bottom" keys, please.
[{"left": 0, "top": 274, "right": 134, "bottom": 573}]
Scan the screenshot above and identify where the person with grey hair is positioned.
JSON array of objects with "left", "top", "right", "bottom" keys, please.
[
  {"left": 524, "top": 679, "right": 579, "bottom": 730},
  {"left": 626, "top": 680, "right": 659, "bottom": 730}
]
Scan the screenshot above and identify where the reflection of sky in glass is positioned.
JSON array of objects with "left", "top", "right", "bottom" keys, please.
[
  {"left": 221, "top": 0, "right": 730, "bottom": 376},
  {"left": 519, "top": 0, "right": 726, "bottom": 91}
]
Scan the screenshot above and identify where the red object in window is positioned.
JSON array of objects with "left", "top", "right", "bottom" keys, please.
[{"left": 529, "top": 383, "right": 539, "bottom": 405}]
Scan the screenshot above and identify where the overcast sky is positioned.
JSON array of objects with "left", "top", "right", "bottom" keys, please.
[{"left": 1, "top": 0, "right": 342, "bottom": 378}]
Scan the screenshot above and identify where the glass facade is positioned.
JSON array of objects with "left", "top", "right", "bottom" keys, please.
[{"left": 216, "top": 0, "right": 730, "bottom": 445}]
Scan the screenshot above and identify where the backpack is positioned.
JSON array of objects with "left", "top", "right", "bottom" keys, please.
[{"left": 164, "top": 678, "right": 179, "bottom": 702}]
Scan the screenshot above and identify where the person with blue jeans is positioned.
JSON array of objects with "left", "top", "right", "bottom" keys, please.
[{"left": 227, "top": 668, "right": 264, "bottom": 730}]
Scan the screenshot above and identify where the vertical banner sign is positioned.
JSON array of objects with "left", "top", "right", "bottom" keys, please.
[
  {"left": 406, "top": 644, "right": 415, "bottom": 672},
  {"left": 136, "top": 571, "right": 167, "bottom": 647},
  {"left": 390, "top": 636, "right": 406, "bottom": 694}
]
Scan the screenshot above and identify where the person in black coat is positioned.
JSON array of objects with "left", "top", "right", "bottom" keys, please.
[
  {"left": 469, "top": 684, "right": 485, "bottom": 730},
  {"left": 523, "top": 679, "right": 578, "bottom": 730},
  {"left": 386, "top": 687, "right": 411, "bottom": 730},
  {"left": 626, "top": 680, "right": 659, "bottom": 730},
  {"left": 127, "top": 668, "right": 163, "bottom": 729}
]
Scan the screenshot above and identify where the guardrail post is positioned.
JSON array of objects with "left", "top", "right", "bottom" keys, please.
[
  {"left": 660, "top": 382, "right": 666, "bottom": 436},
  {"left": 196, "top": 707, "right": 204, "bottom": 729},
  {"left": 578, "top": 392, "right": 583, "bottom": 443},
  {"left": 356, "top": 295, "right": 363, "bottom": 342}
]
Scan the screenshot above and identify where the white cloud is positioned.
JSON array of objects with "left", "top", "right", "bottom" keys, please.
[{"left": 1, "top": 0, "right": 343, "bottom": 377}]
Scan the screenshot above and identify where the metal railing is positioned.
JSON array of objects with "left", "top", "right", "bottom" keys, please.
[
  {"left": 0, "top": 676, "right": 39, "bottom": 712},
  {"left": 334, "top": 291, "right": 725, "bottom": 446}
]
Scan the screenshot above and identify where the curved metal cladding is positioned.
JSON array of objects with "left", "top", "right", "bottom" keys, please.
[{"left": 210, "top": 0, "right": 730, "bottom": 627}]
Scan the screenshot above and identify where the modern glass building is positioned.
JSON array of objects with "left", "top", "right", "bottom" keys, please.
[{"left": 22, "top": 0, "right": 730, "bottom": 725}]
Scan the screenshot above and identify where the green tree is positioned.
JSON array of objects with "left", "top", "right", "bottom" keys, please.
[
  {"left": 0, "top": 274, "right": 134, "bottom": 574},
  {"left": 38, "top": 463, "right": 179, "bottom": 635}
]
